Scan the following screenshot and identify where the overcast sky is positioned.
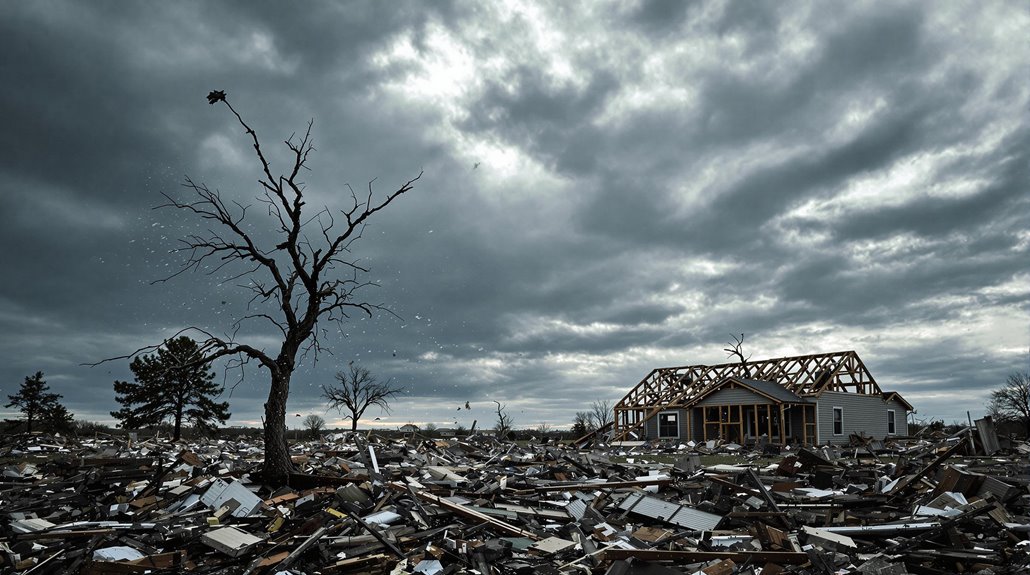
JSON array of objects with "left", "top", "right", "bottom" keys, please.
[{"left": 2, "top": 1, "right": 1028, "bottom": 432}]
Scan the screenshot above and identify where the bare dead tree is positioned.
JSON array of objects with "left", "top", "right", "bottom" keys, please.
[
  {"left": 724, "top": 333, "right": 752, "bottom": 377},
  {"left": 100, "top": 91, "right": 420, "bottom": 484},
  {"left": 988, "top": 372, "right": 1030, "bottom": 437},
  {"left": 302, "top": 414, "right": 325, "bottom": 438},
  {"left": 322, "top": 363, "right": 403, "bottom": 432},
  {"left": 572, "top": 411, "right": 593, "bottom": 436},
  {"left": 493, "top": 400, "right": 514, "bottom": 440},
  {"left": 589, "top": 399, "right": 613, "bottom": 429}
]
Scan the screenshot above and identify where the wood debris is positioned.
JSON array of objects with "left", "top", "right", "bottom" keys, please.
[{"left": 0, "top": 420, "right": 1028, "bottom": 574}]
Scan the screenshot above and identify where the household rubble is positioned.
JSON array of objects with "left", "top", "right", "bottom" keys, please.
[{"left": 1, "top": 420, "right": 1029, "bottom": 574}]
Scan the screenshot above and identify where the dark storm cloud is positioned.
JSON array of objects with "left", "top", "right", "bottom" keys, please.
[{"left": 1, "top": 1, "right": 1026, "bottom": 429}]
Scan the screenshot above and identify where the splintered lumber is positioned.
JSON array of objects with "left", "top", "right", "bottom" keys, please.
[
  {"left": 974, "top": 416, "right": 1000, "bottom": 456},
  {"left": 341, "top": 509, "right": 407, "bottom": 559},
  {"left": 533, "top": 476, "right": 673, "bottom": 492},
  {"left": 887, "top": 436, "right": 966, "bottom": 501},
  {"left": 279, "top": 526, "right": 330, "bottom": 568},
  {"left": 392, "top": 483, "right": 541, "bottom": 540},
  {"left": 603, "top": 549, "right": 809, "bottom": 564}
]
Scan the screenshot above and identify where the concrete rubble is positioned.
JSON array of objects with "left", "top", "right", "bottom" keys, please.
[{"left": 1, "top": 419, "right": 1029, "bottom": 574}]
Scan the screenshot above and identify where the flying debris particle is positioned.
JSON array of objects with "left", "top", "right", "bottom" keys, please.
[{"left": 207, "top": 90, "right": 227, "bottom": 104}]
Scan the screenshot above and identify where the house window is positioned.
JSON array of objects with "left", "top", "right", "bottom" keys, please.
[
  {"left": 887, "top": 409, "right": 896, "bottom": 435},
  {"left": 658, "top": 411, "right": 679, "bottom": 438},
  {"left": 832, "top": 407, "right": 844, "bottom": 436}
]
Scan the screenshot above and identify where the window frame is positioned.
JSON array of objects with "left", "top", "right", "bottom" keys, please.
[
  {"left": 887, "top": 409, "right": 896, "bottom": 435},
  {"left": 832, "top": 406, "right": 844, "bottom": 436},
  {"left": 657, "top": 410, "right": 680, "bottom": 438}
]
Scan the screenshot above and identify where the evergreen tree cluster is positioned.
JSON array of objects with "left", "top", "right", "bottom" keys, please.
[
  {"left": 112, "top": 336, "right": 230, "bottom": 440},
  {"left": 5, "top": 371, "right": 72, "bottom": 433}
]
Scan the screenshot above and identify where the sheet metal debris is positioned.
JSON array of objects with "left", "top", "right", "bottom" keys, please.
[{"left": 0, "top": 422, "right": 1028, "bottom": 574}]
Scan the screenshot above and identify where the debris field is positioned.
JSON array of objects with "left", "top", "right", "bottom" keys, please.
[{"left": 2, "top": 419, "right": 1029, "bottom": 574}]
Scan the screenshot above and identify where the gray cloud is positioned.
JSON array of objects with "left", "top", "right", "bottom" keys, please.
[{"left": 1, "top": 1, "right": 1027, "bottom": 430}]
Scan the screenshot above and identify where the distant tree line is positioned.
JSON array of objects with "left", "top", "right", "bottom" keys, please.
[
  {"left": 571, "top": 399, "right": 613, "bottom": 437},
  {"left": 14, "top": 354, "right": 1027, "bottom": 442}
]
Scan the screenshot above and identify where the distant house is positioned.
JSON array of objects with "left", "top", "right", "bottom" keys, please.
[
  {"left": 398, "top": 424, "right": 420, "bottom": 433},
  {"left": 612, "top": 350, "right": 912, "bottom": 445}
]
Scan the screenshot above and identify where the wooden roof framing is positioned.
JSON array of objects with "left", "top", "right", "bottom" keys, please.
[{"left": 612, "top": 350, "right": 882, "bottom": 441}]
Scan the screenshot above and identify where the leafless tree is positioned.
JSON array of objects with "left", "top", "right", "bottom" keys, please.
[
  {"left": 322, "top": 363, "right": 403, "bottom": 432},
  {"left": 988, "top": 372, "right": 1030, "bottom": 437},
  {"left": 302, "top": 414, "right": 325, "bottom": 438},
  {"left": 724, "top": 333, "right": 752, "bottom": 377},
  {"left": 572, "top": 411, "right": 593, "bottom": 436},
  {"left": 493, "top": 400, "right": 514, "bottom": 440},
  {"left": 103, "top": 91, "right": 420, "bottom": 484},
  {"left": 590, "top": 399, "right": 613, "bottom": 429}
]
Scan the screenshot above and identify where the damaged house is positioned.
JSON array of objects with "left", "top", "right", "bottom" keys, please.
[{"left": 612, "top": 350, "right": 912, "bottom": 445}]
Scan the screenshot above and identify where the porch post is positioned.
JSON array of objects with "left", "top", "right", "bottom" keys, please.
[
  {"left": 778, "top": 404, "right": 786, "bottom": 445},
  {"left": 737, "top": 404, "right": 743, "bottom": 443},
  {"left": 801, "top": 404, "right": 807, "bottom": 445}
]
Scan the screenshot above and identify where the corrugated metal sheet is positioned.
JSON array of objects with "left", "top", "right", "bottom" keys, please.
[
  {"left": 617, "top": 492, "right": 722, "bottom": 531},
  {"left": 200, "top": 479, "right": 263, "bottom": 517},
  {"left": 566, "top": 499, "right": 587, "bottom": 520}
]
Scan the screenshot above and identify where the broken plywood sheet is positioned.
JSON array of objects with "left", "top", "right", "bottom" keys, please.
[
  {"left": 527, "top": 536, "right": 577, "bottom": 556},
  {"left": 201, "top": 526, "right": 263, "bottom": 557}
]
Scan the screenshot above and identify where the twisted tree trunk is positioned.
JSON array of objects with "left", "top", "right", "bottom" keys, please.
[{"left": 263, "top": 368, "right": 294, "bottom": 484}]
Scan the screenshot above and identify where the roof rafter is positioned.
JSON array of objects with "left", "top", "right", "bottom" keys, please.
[{"left": 612, "top": 350, "right": 881, "bottom": 441}]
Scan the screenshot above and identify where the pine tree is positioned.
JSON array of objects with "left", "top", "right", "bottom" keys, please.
[
  {"left": 112, "top": 336, "right": 230, "bottom": 440},
  {"left": 6, "top": 372, "right": 72, "bottom": 433}
]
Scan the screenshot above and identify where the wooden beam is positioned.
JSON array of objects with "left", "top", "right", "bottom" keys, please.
[
  {"left": 604, "top": 549, "right": 808, "bottom": 564},
  {"left": 802, "top": 404, "right": 808, "bottom": 445},
  {"left": 778, "top": 404, "right": 786, "bottom": 444},
  {"left": 394, "top": 484, "right": 540, "bottom": 540}
]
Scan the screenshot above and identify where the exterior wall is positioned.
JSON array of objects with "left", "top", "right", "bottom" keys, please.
[
  {"left": 884, "top": 397, "right": 910, "bottom": 436},
  {"left": 644, "top": 408, "right": 689, "bottom": 440},
  {"left": 695, "top": 386, "right": 768, "bottom": 406},
  {"left": 816, "top": 391, "right": 905, "bottom": 444}
]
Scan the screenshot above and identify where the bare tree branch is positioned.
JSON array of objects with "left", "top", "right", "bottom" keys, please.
[
  {"left": 724, "top": 333, "right": 752, "bottom": 377},
  {"left": 493, "top": 400, "right": 514, "bottom": 440},
  {"left": 88, "top": 91, "right": 420, "bottom": 484},
  {"left": 322, "top": 363, "right": 403, "bottom": 431},
  {"left": 988, "top": 371, "right": 1030, "bottom": 437}
]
